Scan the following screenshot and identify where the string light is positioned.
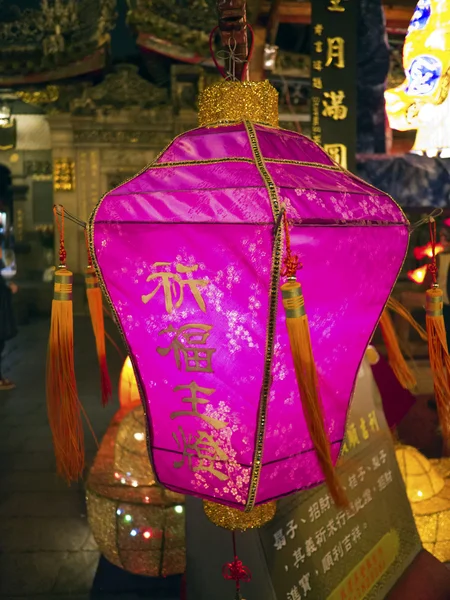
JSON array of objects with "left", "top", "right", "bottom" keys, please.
[
  {"left": 134, "top": 432, "right": 145, "bottom": 441},
  {"left": 86, "top": 406, "right": 186, "bottom": 577}
]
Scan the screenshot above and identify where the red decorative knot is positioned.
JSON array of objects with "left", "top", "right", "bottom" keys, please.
[
  {"left": 222, "top": 557, "right": 252, "bottom": 585},
  {"left": 429, "top": 219, "right": 438, "bottom": 285},
  {"left": 429, "top": 262, "right": 437, "bottom": 284},
  {"left": 59, "top": 241, "right": 67, "bottom": 266},
  {"left": 282, "top": 210, "right": 301, "bottom": 278}
]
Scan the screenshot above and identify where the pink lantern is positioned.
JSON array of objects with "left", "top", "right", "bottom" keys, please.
[{"left": 88, "top": 81, "right": 408, "bottom": 521}]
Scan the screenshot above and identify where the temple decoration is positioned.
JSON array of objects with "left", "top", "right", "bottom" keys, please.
[
  {"left": 70, "top": 64, "right": 168, "bottom": 116},
  {"left": 0, "top": 0, "right": 117, "bottom": 86},
  {"left": 385, "top": 0, "right": 450, "bottom": 158},
  {"left": 53, "top": 159, "right": 75, "bottom": 192},
  {"left": 86, "top": 406, "right": 186, "bottom": 576},
  {"left": 87, "top": 75, "right": 409, "bottom": 529},
  {"left": 396, "top": 445, "right": 450, "bottom": 562}
]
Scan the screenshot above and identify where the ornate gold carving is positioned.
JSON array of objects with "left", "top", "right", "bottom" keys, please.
[
  {"left": 198, "top": 80, "right": 279, "bottom": 128},
  {"left": 70, "top": 64, "right": 167, "bottom": 114},
  {"left": 53, "top": 159, "right": 75, "bottom": 192},
  {"left": 17, "top": 85, "right": 59, "bottom": 106},
  {"left": 74, "top": 129, "right": 172, "bottom": 147},
  {"left": 127, "top": 0, "right": 215, "bottom": 56},
  {"left": 0, "top": 0, "right": 116, "bottom": 76}
]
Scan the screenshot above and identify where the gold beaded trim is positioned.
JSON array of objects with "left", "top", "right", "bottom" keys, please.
[
  {"left": 244, "top": 120, "right": 282, "bottom": 512},
  {"left": 149, "top": 157, "right": 342, "bottom": 173},
  {"left": 151, "top": 158, "right": 254, "bottom": 169},
  {"left": 198, "top": 80, "right": 279, "bottom": 128}
]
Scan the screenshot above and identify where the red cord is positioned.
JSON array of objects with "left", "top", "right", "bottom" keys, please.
[
  {"left": 222, "top": 531, "right": 252, "bottom": 594},
  {"left": 429, "top": 219, "right": 437, "bottom": 285},
  {"left": 53, "top": 205, "right": 67, "bottom": 266},
  {"left": 281, "top": 211, "right": 300, "bottom": 278},
  {"left": 209, "top": 26, "right": 227, "bottom": 79}
]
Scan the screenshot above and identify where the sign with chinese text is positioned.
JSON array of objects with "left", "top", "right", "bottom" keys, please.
[
  {"left": 310, "top": 0, "right": 358, "bottom": 172},
  {"left": 260, "top": 360, "right": 421, "bottom": 600}
]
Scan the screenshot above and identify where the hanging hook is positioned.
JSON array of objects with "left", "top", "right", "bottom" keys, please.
[{"left": 409, "top": 208, "right": 443, "bottom": 233}]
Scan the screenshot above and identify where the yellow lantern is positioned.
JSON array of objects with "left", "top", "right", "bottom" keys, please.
[
  {"left": 86, "top": 406, "right": 186, "bottom": 577},
  {"left": 118, "top": 356, "right": 141, "bottom": 409},
  {"left": 396, "top": 445, "right": 450, "bottom": 561}
]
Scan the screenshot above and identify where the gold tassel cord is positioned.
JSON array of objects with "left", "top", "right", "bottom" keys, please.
[
  {"left": 425, "top": 219, "right": 450, "bottom": 456},
  {"left": 46, "top": 207, "right": 84, "bottom": 482},
  {"left": 379, "top": 309, "right": 417, "bottom": 390},
  {"left": 386, "top": 296, "right": 427, "bottom": 342},
  {"left": 281, "top": 213, "right": 347, "bottom": 507},
  {"left": 85, "top": 230, "right": 112, "bottom": 406},
  {"left": 426, "top": 287, "right": 450, "bottom": 455}
]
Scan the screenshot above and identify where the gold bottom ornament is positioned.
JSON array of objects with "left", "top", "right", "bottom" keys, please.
[{"left": 203, "top": 500, "right": 276, "bottom": 531}]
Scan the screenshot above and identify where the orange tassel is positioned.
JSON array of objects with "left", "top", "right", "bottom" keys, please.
[
  {"left": 426, "top": 286, "right": 450, "bottom": 455},
  {"left": 281, "top": 213, "right": 347, "bottom": 507},
  {"left": 425, "top": 218, "right": 450, "bottom": 455},
  {"left": 46, "top": 206, "right": 84, "bottom": 482},
  {"left": 379, "top": 309, "right": 416, "bottom": 390},
  {"left": 84, "top": 232, "right": 112, "bottom": 406}
]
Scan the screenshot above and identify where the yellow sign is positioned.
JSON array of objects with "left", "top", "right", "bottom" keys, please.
[{"left": 327, "top": 530, "right": 400, "bottom": 600}]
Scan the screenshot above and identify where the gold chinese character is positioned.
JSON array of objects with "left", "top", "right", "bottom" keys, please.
[
  {"left": 157, "top": 324, "right": 216, "bottom": 373},
  {"left": 341, "top": 441, "right": 349, "bottom": 455},
  {"left": 173, "top": 426, "right": 229, "bottom": 481},
  {"left": 312, "top": 77, "right": 323, "bottom": 90},
  {"left": 314, "top": 24, "right": 324, "bottom": 36},
  {"left": 323, "top": 143, "right": 348, "bottom": 168},
  {"left": 328, "top": 0, "right": 346, "bottom": 12},
  {"left": 171, "top": 381, "right": 228, "bottom": 430},
  {"left": 312, "top": 60, "right": 323, "bottom": 72},
  {"left": 358, "top": 416, "right": 369, "bottom": 440},
  {"left": 322, "top": 91, "right": 348, "bottom": 120},
  {"left": 325, "top": 37, "right": 345, "bottom": 69},
  {"left": 142, "top": 262, "right": 208, "bottom": 314},
  {"left": 346, "top": 423, "right": 360, "bottom": 448},
  {"left": 314, "top": 41, "right": 323, "bottom": 53},
  {"left": 312, "top": 134, "right": 322, "bottom": 144},
  {"left": 368, "top": 410, "right": 380, "bottom": 432}
]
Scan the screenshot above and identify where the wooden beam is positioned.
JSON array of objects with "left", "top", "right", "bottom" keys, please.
[{"left": 260, "top": 2, "right": 413, "bottom": 27}]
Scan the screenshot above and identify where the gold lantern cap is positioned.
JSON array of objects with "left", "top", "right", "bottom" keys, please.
[
  {"left": 396, "top": 445, "right": 445, "bottom": 503},
  {"left": 198, "top": 80, "right": 279, "bottom": 128}
]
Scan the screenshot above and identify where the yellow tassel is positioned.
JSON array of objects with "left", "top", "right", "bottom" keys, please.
[
  {"left": 379, "top": 309, "right": 416, "bottom": 390},
  {"left": 386, "top": 296, "right": 427, "bottom": 342},
  {"left": 281, "top": 277, "right": 348, "bottom": 507},
  {"left": 426, "top": 286, "right": 450, "bottom": 455},
  {"left": 46, "top": 266, "right": 84, "bottom": 482},
  {"left": 85, "top": 265, "right": 112, "bottom": 406}
]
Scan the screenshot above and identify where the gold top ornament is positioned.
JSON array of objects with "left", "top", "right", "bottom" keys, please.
[{"left": 198, "top": 80, "right": 279, "bottom": 128}]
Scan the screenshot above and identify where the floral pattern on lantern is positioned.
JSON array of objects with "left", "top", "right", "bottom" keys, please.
[{"left": 86, "top": 406, "right": 185, "bottom": 577}]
